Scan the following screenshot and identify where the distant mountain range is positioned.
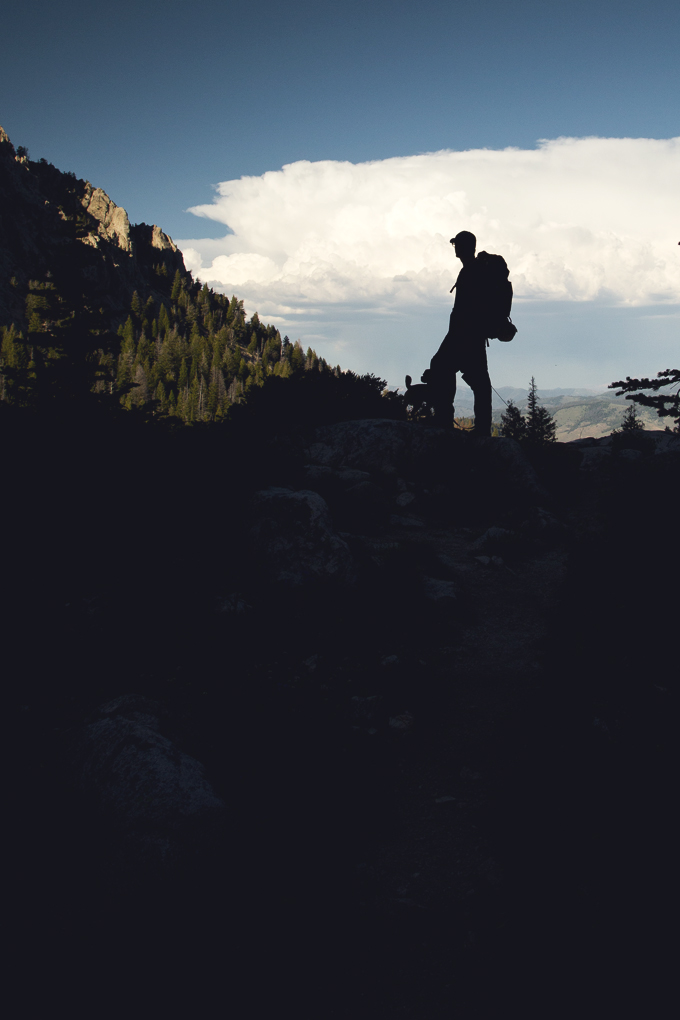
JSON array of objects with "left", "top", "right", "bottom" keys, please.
[
  {"left": 493, "top": 387, "right": 671, "bottom": 440},
  {"left": 388, "top": 384, "right": 669, "bottom": 441},
  {"left": 490, "top": 388, "right": 664, "bottom": 440},
  {"left": 493, "top": 386, "right": 603, "bottom": 403}
]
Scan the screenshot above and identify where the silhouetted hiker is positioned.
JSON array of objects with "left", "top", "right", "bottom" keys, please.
[{"left": 427, "top": 231, "right": 493, "bottom": 433}]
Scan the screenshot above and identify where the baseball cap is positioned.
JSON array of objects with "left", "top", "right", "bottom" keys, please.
[{"left": 450, "top": 230, "right": 476, "bottom": 246}]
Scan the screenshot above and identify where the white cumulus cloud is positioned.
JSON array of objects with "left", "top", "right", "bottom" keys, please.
[{"left": 178, "top": 137, "right": 680, "bottom": 317}]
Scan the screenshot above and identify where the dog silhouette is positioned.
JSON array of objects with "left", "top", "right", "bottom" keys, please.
[{"left": 403, "top": 372, "right": 436, "bottom": 419}]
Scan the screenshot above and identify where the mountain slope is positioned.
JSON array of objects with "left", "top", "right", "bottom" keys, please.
[
  {"left": 0, "top": 125, "right": 186, "bottom": 329},
  {"left": 0, "top": 126, "right": 356, "bottom": 424}
]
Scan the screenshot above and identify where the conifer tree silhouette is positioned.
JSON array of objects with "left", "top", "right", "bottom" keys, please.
[
  {"left": 499, "top": 399, "right": 527, "bottom": 440},
  {"left": 619, "top": 403, "right": 645, "bottom": 431},
  {"left": 525, "top": 377, "right": 556, "bottom": 444}
]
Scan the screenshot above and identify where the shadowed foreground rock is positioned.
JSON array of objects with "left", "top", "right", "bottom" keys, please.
[
  {"left": 570, "top": 428, "right": 680, "bottom": 469},
  {"left": 250, "top": 486, "right": 357, "bottom": 587},
  {"left": 62, "top": 694, "right": 225, "bottom": 878},
  {"left": 307, "top": 419, "right": 548, "bottom": 502}
]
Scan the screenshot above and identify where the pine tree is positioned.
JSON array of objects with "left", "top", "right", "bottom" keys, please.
[
  {"left": 619, "top": 403, "right": 645, "bottom": 431},
  {"left": 207, "top": 379, "right": 218, "bottom": 418},
  {"left": 500, "top": 399, "right": 527, "bottom": 440},
  {"left": 524, "top": 377, "right": 557, "bottom": 444},
  {"left": 290, "top": 341, "right": 305, "bottom": 373},
  {"left": 154, "top": 380, "right": 166, "bottom": 410},
  {"left": 158, "top": 304, "right": 171, "bottom": 337},
  {"left": 131, "top": 364, "right": 149, "bottom": 406},
  {"left": 122, "top": 315, "right": 136, "bottom": 349},
  {"left": 188, "top": 376, "right": 199, "bottom": 421}
]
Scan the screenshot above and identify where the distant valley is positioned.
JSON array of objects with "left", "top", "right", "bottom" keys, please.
[{"left": 443, "top": 385, "right": 669, "bottom": 441}]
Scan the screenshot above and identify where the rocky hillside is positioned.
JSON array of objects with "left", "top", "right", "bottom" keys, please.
[
  {"left": 6, "top": 411, "right": 678, "bottom": 1015},
  {"left": 0, "top": 125, "right": 187, "bottom": 329}
]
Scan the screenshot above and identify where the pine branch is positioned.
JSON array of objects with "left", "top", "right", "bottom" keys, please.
[
  {"left": 608, "top": 369, "right": 680, "bottom": 431},
  {"left": 609, "top": 368, "right": 680, "bottom": 394}
]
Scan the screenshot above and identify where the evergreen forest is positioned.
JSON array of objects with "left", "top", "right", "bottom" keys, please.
[{"left": 0, "top": 269, "right": 380, "bottom": 424}]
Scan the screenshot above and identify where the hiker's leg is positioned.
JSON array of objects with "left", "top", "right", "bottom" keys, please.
[
  {"left": 461, "top": 343, "right": 492, "bottom": 436},
  {"left": 432, "top": 373, "right": 455, "bottom": 427},
  {"left": 429, "top": 337, "right": 456, "bottom": 427}
]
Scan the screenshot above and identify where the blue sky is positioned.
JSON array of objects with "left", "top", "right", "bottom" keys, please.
[{"left": 2, "top": 0, "right": 679, "bottom": 390}]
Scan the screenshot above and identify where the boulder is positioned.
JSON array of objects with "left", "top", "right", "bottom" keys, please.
[
  {"left": 250, "top": 487, "right": 356, "bottom": 587},
  {"left": 300, "top": 464, "right": 371, "bottom": 499},
  {"left": 518, "top": 506, "right": 569, "bottom": 548},
  {"left": 396, "top": 491, "right": 416, "bottom": 508},
  {"left": 306, "top": 420, "right": 548, "bottom": 503},
  {"left": 299, "top": 466, "right": 386, "bottom": 531},
  {"left": 569, "top": 430, "right": 680, "bottom": 470},
  {"left": 578, "top": 445, "right": 612, "bottom": 471},
  {"left": 653, "top": 431, "right": 680, "bottom": 456},
  {"left": 472, "top": 437, "right": 549, "bottom": 502},
  {"left": 308, "top": 419, "right": 458, "bottom": 480},
  {"left": 308, "top": 419, "right": 415, "bottom": 475},
  {"left": 62, "top": 694, "right": 225, "bottom": 875}
]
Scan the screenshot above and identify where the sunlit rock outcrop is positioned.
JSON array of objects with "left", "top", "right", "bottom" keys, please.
[{"left": 0, "top": 124, "right": 188, "bottom": 328}]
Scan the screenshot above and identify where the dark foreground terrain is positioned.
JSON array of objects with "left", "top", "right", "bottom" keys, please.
[{"left": 6, "top": 416, "right": 678, "bottom": 1017}]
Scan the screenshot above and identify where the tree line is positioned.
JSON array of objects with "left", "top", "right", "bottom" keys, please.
[
  {"left": 498, "top": 377, "right": 557, "bottom": 443},
  {"left": 0, "top": 270, "right": 346, "bottom": 423},
  {"left": 4, "top": 270, "right": 675, "bottom": 437}
]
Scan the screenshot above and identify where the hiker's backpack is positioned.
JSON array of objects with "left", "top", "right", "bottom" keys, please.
[{"left": 475, "top": 251, "right": 517, "bottom": 342}]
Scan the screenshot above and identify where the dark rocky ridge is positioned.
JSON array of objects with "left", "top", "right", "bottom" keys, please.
[{"left": 7, "top": 411, "right": 678, "bottom": 1015}]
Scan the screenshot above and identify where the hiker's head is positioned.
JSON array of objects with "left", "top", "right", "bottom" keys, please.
[{"left": 450, "top": 231, "right": 476, "bottom": 260}]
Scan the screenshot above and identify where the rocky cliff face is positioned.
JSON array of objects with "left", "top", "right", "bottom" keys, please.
[{"left": 0, "top": 125, "right": 187, "bottom": 328}]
